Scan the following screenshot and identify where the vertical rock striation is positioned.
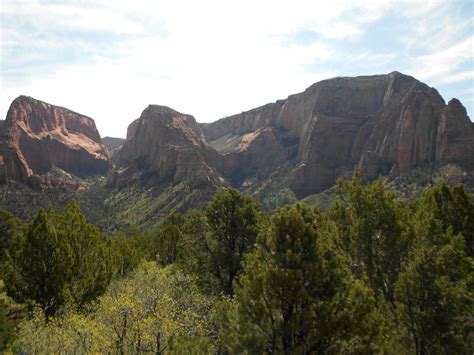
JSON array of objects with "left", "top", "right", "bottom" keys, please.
[{"left": 0, "top": 96, "right": 110, "bottom": 188}]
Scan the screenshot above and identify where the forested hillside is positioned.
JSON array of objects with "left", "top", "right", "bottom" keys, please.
[{"left": 0, "top": 174, "right": 472, "bottom": 353}]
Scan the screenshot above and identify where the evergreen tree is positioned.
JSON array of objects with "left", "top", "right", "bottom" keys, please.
[
  {"left": 4, "top": 201, "right": 117, "bottom": 317},
  {"left": 155, "top": 223, "right": 181, "bottom": 265},
  {"left": 331, "top": 172, "right": 409, "bottom": 301},
  {"left": 179, "top": 189, "right": 261, "bottom": 295},
  {"left": 112, "top": 229, "right": 145, "bottom": 276},
  {"left": 394, "top": 193, "right": 474, "bottom": 354},
  {"left": 205, "top": 188, "right": 261, "bottom": 295},
  {"left": 219, "top": 203, "right": 376, "bottom": 353},
  {"left": 149, "top": 213, "right": 185, "bottom": 265},
  {"left": 0, "top": 209, "right": 22, "bottom": 264},
  {"left": 417, "top": 183, "right": 474, "bottom": 257}
]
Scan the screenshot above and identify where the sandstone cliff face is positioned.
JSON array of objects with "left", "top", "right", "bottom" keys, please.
[
  {"left": 215, "top": 127, "right": 290, "bottom": 184},
  {"left": 199, "top": 72, "right": 474, "bottom": 197},
  {"left": 107, "top": 72, "right": 473, "bottom": 201},
  {"left": 110, "top": 105, "right": 222, "bottom": 188},
  {"left": 0, "top": 96, "right": 110, "bottom": 188},
  {"left": 102, "top": 136, "right": 126, "bottom": 162}
]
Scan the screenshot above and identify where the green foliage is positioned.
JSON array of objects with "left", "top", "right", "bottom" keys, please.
[
  {"left": 0, "top": 209, "right": 22, "bottom": 264},
  {"left": 246, "top": 179, "right": 298, "bottom": 211},
  {"left": 0, "top": 280, "right": 25, "bottom": 352},
  {"left": 11, "top": 308, "right": 108, "bottom": 354},
  {"left": 0, "top": 296, "right": 14, "bottom": 351},
  {"left": 104, "top": 180, "right": 213, "bottom": 230},
  {"left": 219, "top": 203, "right": 377, "bottom": 353},
  {"left": 395, "top": 231, "right": 473, "bottom": 353},
  {"left": 95, "top": 262, "right": 215, "bottom": 353},
  {"left": 176, "top": 209, "right": 213, "bottom": 289},
  {"left": 3, "top": 176, "right": 474, "bottom": 353},
  {"left": 112, "top": 228, "right": 145, "bottom": 276},
  {"left": 150, "top": 213, "right": 185, "bottom": 265},
  {"left": 4, "top": 201, "right": 117, "bottom": 317},
  {"left": 11, "top": 262, "right": 216, "bottom": 354},
  {"left": 207, "top": 133, "right": 244, "bottom": 154},
  {"left": 179, "top": 189, "right": 261, "bottom": 295},
  {"left": 332, "top": 172, "right": 409, "bottom": 301},
  {"left": 168, "top": 335, "right": 215, "bottom": 354},
  {"left": 392, "top": 186, "right": 474, "bottom": 354},
  {"left": 417, "top": 183, "right": 474, "bottom": 257},
  {"left": 0, "top": 302, "right": 10, "bottom": 351},
  {"left": 205, "top": 188, "right": 261, "bottom": 294}
]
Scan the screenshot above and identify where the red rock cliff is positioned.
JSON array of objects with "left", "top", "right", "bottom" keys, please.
[
  {"left": 109, "top": 105, "right": 222, "bottom": 188},
  {"left": 199, "top": 72, "right": 474, "bottom": 197},
  {"left": 0, "top": 96, "right": 110, "bottom": 188}
]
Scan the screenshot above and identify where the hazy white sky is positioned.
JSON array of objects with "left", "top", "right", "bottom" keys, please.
[{"left": 1, "top": 0, "right": 473, "bottom": 138}]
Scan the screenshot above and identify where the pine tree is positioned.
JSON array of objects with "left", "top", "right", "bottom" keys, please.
[
  {"left": 219, "top": 203, "right": 376, "bottom": 353},
  {"left": 417, "top": 183, "right": 474, "bottom": 257},
  {"left": 331, "top": 172, "right": 409, "bottom": 302},
  {"left": 394, "top": 191, "right": 474, "bottom": 354},
  {"left": 0, "top": 209, "right": 22, "bottom": 264},
  {"left": 179, "top": 189, "right": 261, "bottom": 295},
  {"left": 4, "top": 201, "right": 117, "bottom": 317}
]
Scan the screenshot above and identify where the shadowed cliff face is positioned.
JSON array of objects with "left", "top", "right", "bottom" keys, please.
[
  {"left": 0, "top": 96, "right": 110, "bottom": 188},
  {"left": 7, "top": 72, "right": 464, "bottom": 200},
  {"left": 110, "top": 105, "right": 223, "bottom": 189},
  {"left": 198, "top": 72, "right": 474, "bottom": 197}
]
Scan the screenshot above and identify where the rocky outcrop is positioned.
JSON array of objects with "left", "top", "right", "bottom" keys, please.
[
  {"left": 211, "top": 127, "right": 294, "bottom": 185},
  {"left": 102, "top": 136, "right": 126, "bottom": 161},
  {"left": 110, "top": 105, "right": 222, "bottom": 189},
  {"left": 111, "top": 104, "right": 296, "bottom": 190},
  {"left": 126, "top": 119, "right": 139, "bottom": 140},
  {"left": 199, "top": 72, "right": 474, "bottom": 197},
  {"left": 435, "top": 99, "right": 474, "bottom": 167},
  {"left": 0, "top": 96, "right": 110, "bottom": 188},
  {"left": 107, "top": 72, "right": 474, "bottom": 201}
]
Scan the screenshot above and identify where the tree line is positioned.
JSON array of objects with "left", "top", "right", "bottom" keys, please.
[{"left": 0, "top": 173, "right": 472, "bottom": 353}]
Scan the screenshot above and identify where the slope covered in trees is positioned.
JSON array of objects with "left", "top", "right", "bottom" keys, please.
[{"left": 0, "top": 176, "right": 472, "bottom": 353}]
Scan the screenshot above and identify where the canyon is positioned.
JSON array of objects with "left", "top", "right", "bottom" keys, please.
[{"left": 1, "top": 72, "right": 473, "bottom": 228}]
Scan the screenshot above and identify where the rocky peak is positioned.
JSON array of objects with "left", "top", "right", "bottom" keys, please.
[
  {"left": 109, "top": 104, "right": 222, "bottom": 188},
  {"left": 0, "top": 96, "right": 110, "bottom": 188},
  {"left": 198, "top": 72, "right": 474, "bottom": 197},
  {"left": 112, "top": 72, "right": 473, "bottom": 201}
]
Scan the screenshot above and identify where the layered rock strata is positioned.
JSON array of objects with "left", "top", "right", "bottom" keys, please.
[{"left": 0, "top": 96, "right": 110, "bottom": 188}]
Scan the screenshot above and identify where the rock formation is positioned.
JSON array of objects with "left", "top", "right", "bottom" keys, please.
[
  {"left": 111, "top": 72, "right": 474, "bottom": 200},
  {"left": 102, "top": 136, "right": 126, "bottom": 161},
  {"left": 0, "top": 96, "right": 110, "bottom": 188},
  {"left": 199, "top": 72, "right": 474, "bottom": 198},
  {"left": 9, "top": 72, "right": 471, "bottom": 202},
  {"left": 1, "top": 72, "right": 473, "bottom": 229},
  {"left": 110, "top": 105, "right": 222, "bottom": 189}
]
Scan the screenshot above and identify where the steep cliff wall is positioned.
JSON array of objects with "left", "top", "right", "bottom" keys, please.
[
  {"left": 0, "top": 96, "right": 110, "bottom": 188},
  {"left": 199, "top": 72, "right": 474, "bottom": 197}
]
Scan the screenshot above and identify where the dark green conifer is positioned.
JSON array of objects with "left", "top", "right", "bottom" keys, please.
[{"left": 4, "top": 201, "right": 116, "bottom": 317}]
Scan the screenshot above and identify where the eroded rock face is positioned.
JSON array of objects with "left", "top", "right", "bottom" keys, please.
[
  {"left": 215, "top": 127, "right": 291, "bottom": 184},
  {"left": 102, "top": 136, "right": 126, "bottom": 162},
  {"left": 107, "top": 72, "right": 474, "bottom": 200},
  {"left": 199, "top": 72, "right": 474, "bottom": 197},
  {"left": 0, "top": 96, "right": 110, "bottom": 188},
  {"left": 110, "top": 105, "right": 222, "bottom": 188}
]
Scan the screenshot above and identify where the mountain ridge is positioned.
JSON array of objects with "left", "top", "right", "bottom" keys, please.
[
  {"left": 1, "top": 72, "right": 473, "bottom": 229},
  {"left": 0, "top": 95, "right": 110, "bottom": 189}
]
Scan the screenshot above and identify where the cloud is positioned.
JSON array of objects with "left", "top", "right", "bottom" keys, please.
[
  {"left": 1, "top": 2, "right": 145, "bottom": 35},
  {"left": 1, "top": 0, "right": 472, "bottom": 137},
  {"left": 398, "top": 1, "right": 473, "bottom": 51},
  {"left": 439, "top": 70, "right": 474, "bottom": 85},
  {"left": 409, "top": 36, "right": 473, "bottom": 82}
]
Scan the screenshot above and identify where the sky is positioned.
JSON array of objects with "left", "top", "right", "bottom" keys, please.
[{"left": 1, "top": 0, "right": 473, "bottom": 138}]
